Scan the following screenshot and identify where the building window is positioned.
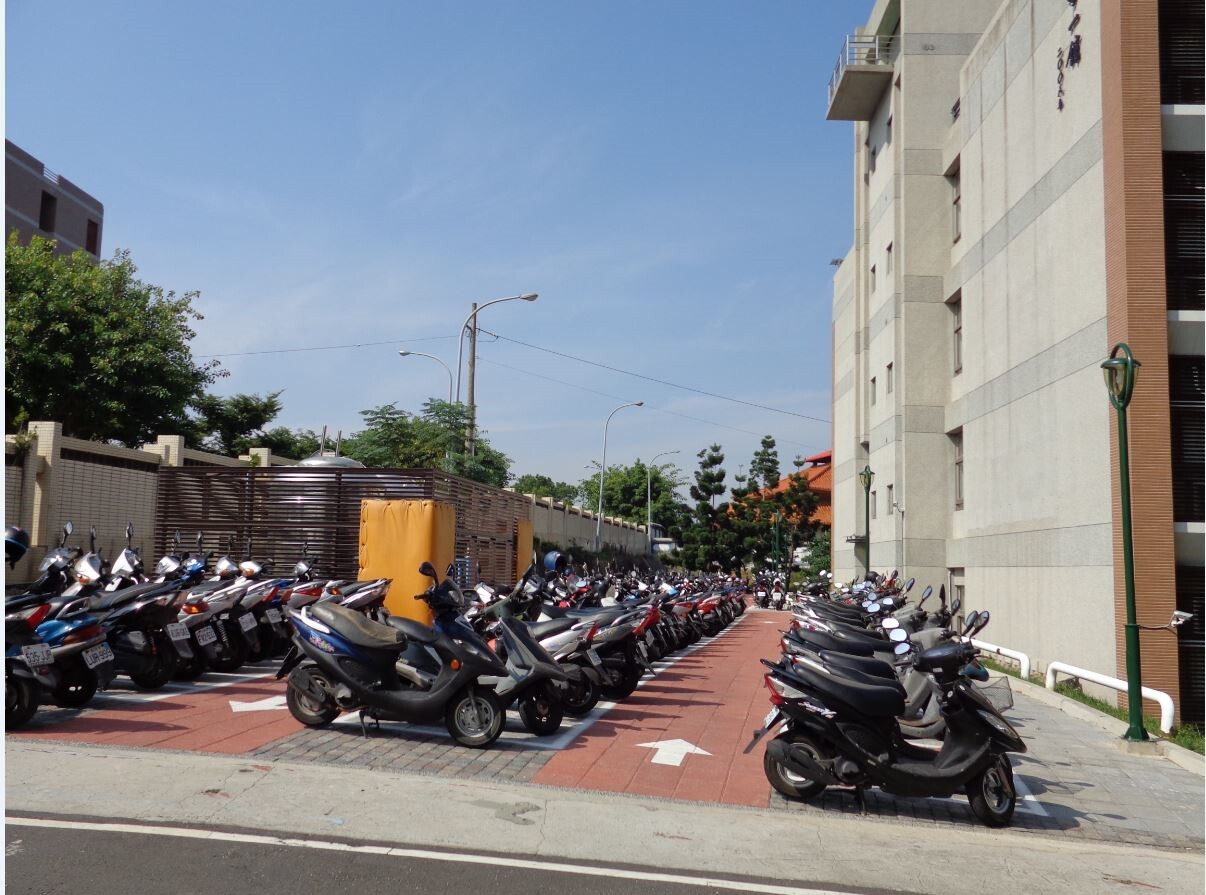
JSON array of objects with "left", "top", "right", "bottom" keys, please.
[
  {"left": 885, "top": 114, "right": 893, "bottom": 145},
  {"left": 948, "top": 162, "right": 961, "bottom": 243},
  {"left": 886, "top": 483, "right": 894, "bottom": 513},
  {"left": 949, "top": 291, "right": 963, "bottom": 375},
  {"left": 870, "top": 264, "right": 877, "bottom": 293},
  {"left": 885, "top": 242, "right": 893, "bottom": 275},
  {"left": 886, "top": 362, "right": 894, "bottom": 394},
  {"left": 870, "top": 490, "right": 878, "bottom": 520},
  {"left": 870, "top": 376, "right": 877, "bottom": 406},
  {"left": 38, "top": 191, "right": 57, "bottom": 233},
  {"left": 85, "top": 219, "right": 99, "bottom": 255},
  {"left": 869, "top": 146, "right": 877, "bottom": 175},
  {"left": 951, "top": 430, "right": 964, "bottom": 510}
]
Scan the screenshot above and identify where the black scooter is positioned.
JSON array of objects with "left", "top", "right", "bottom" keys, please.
[
  {"left": 751, "top": 611, "right": 1027, "bottom": 827},
  {"left": 278, "top": 562, "right": 511, "bottom": 748}
]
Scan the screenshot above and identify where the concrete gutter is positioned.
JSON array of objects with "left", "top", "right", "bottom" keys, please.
[{"left": 991, "top": 671, "right": 1205, "bottom": 778}]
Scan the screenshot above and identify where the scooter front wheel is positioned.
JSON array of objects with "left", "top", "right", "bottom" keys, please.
[
  {"left": 446, "top": 688, "right": 504, "bottom": 748},
  {"left": 967, "top": 755, "right": 1017, "bottom": 827},
  {"left": 6, "top": 672, "right": 39, "bottom": 728},
  {"left": 519, "top": 684, "right": 563, "bottom": 736}
]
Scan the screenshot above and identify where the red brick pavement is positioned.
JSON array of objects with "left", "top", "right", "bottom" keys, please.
[{"left": 532, "top": 609, "right": 785, "bottom": 807}]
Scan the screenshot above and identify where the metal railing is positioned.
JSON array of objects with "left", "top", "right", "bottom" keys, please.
[
  {"left": 828, "top": 34, "right": 898, "bottom": 106},
  {"left": 1046, "top": 661, "right": 1175, "bottom": 734}
]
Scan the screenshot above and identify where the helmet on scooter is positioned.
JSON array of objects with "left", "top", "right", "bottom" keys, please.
[
  {"left": 543, "top": 550, "right": 569, "bottom": 575},
  {"left": 5, "top": 525, "right": 30, "bottom": 567}
]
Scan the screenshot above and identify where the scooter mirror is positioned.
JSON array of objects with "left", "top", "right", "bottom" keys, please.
[
  {"left": 973, "top": 610, "right": 990, "bottom": 635},
  {"left": 446, "top": 562, "right": 456, "bottom": 577},
  {"left": 904, "top": 577, "right": 915, "bottom": 593},
  {"left": 89, "top": 525, "right": 97, "bottom": 552},
  {"left": 418, "top": 561, "right": 439, "bottom": 581},
  {"left": 893, "top": 642, "right": 911, "bottom": 656},
  {"left": 63, "top": 521, "right": 74, "bottom": 538},
  {"left": 196, "top": 532, "right": 204, "bottom": 551},
  {"left": 888, "top": 628, "right": 908, "bottom": 643},
  {"left": 921, "top": 584, "right": 933, "bottom": 601},
  {"left": 951, "top": 597, "right": 962, "bottom": 615},
  {"left": 126, "top": 522, "right": 134, "bottom": 543},
  {"left": 174, "top": 529, "right": 181, "bottom": 547},
  {"left": 882, "top": 618, "right": 900, "bottom": 630},
  {"left": 962, "top": 610, "right": 980, "bottom": 635}
]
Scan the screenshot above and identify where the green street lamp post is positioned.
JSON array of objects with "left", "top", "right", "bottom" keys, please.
[
  {"left": 1102, "top": 343, "right": 1147, "bottom": 742},
  {"left": 859, "top": 465, "right": 874, "bottom": 577}
]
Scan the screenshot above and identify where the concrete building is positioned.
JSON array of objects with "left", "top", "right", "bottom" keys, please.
[
  {"left": 828, "top": 0, "right": 1203, "bottom": 724},
  {"left": 5, "top": 140, "right": 103, "bottom": 257}
]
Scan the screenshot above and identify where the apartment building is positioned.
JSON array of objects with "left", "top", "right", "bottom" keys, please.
[
  {"left": 828, "top": 0, "right": 1203, "bottom": 724},
  {"left": 5, "top": 140, "right": 104, "bottom": 258}
]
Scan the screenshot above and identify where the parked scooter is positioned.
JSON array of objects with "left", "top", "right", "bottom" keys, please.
[{"left": 277, "top": 561, "right": 511, "bottom": 748}]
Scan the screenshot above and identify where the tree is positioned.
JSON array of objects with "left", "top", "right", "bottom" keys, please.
[
  {"left": 5, "top": 235, "right": 222, "bottom": 445},
  {"left": 255, "top": 426, "right": 323, "bottom": 460},
  {"left": 799, "top": 528, "right": 832, "bottom": 579},
  {"left": 186, "top": 391, "right": 284, "bottom": 456},
  {"left": 689, "top": 444, "right": 726, "bottom": 509},
  {"left": 749, "top": 435, "right": 781, "bottom": 490},
  {"left": 578, "top": 460, "right": 690, "bottom": 533},
  {"left": 512, "top": 474, "right": 580, "bottom": 505},
  {"left": 341, "top": 400, "right": 511, "bottom": 487}
]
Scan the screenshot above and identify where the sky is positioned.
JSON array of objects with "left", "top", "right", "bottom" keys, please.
[{"left": 6, "top": 0, "right": 857, "bottom": 493}]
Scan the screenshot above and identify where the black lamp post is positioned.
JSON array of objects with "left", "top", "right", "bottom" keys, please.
[
  {"left": 859, "top": 465, "right": 874, "bottom": 577},
  {"left": 1102, "top": 343, "right": 1147, "bottom": 742}
]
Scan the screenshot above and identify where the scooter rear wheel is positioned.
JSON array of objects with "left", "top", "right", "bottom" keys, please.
[
  {"left": 128, "top": 633, "right": 179, "bottom": 691},
  {"left": 562, "top": 676, "right": 600, "bottom": 717},
  {"left": 6, "top": 673, "right": 38, "bottom": 728},
  {"left": 53, "top": 663, "right": 98, "bottom": 707},
  {"left": 207, "top": 629, "right": 248, "bottom": 673},
  {"left": 286, "top": 669, "right": 340, "bottom": 727},
  {"left": 601, "top": 662, "right": 641, "bottom": 700},
  {"left": 967, "top": 755, "right": 1017, "bottom": 827},
  {"left": 764, "top": 732, "right": 828, "bottom": 801},
  {"left": 446, "top": 688, "right": 504, "bottom": 748}
]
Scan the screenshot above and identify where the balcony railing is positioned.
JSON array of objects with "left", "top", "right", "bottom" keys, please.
[{"left": 828, "top": 34, "right": 898, "bottom": 109}]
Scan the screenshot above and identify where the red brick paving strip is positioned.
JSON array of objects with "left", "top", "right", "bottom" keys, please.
[{"left": 532, "top": 611, "right": 785, "bottom": 807}]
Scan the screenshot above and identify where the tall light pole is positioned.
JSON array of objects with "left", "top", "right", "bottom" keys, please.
[
  {"left": 1102, "top": 343, "right": 1147, "bottom": 742},
  {"left": 647, "top": 449, "right": 679, "bottom": 554},
  {"left": 859, "top": 465, "right": 874, "bottom": 578},
  {"left": 595, "top": 401, "right": 643, "bottom": 552},
  {"left": 455, "top": 292, "right": 538, "bottom": 454},
  {"left": 398, "top": 351, "right": 453, "bottom": 403}
]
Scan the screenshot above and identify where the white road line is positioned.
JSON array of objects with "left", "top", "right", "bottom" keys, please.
[{"left": 4, "top": 816, "right": 851, "bottom": 895}]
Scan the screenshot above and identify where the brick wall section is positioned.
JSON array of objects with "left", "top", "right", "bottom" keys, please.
[{"left": 1100, "top": 0, "right": 1181, "bottom": 719}]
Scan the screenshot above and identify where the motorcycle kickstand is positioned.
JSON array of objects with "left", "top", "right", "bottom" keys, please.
[
  {"left": 853, "top": 785, "right": 868, "bottom": 815},
  {"left": 358, "top": 709, "right": 380, "bottom": 739}
]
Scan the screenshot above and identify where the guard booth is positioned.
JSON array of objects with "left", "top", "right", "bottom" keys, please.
[{"left": 154, "top": 467, "right": 534, "bottom": 619}]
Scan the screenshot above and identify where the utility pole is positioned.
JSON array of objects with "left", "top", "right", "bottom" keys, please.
[{"left": 465, "top": 302, "right": 477, "bottom": 457}]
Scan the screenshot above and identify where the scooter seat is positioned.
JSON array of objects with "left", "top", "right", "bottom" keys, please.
[
  {"left": 786, "top": 661, "right": 906, "bottom": 719},
  {"left": 818, "top": 650, "right": 897, "bottom": 681},
  {"left": 385, "top": 615, "right": 439, "bottom": 644},
  {"left": 90, "top": 580, "right": 178, "bottom": 612},
  {"left": 526, "top": 617, "right": 579, "bottom": 640},
  {"left": 311, "top": 603, "right": 406, "bottom": 650}
]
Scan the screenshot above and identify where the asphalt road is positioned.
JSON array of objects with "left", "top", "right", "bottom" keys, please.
[{"left": 3, "top": 820, "right": 863, "bottom": 895}]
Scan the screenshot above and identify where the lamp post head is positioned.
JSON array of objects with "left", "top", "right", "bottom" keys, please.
[
  {"left": 1102, "top": 343, "right": 1140, "bottom": 411},
  {"left": 859, "top": 465, "right": 874, "bottom": 492},
  {"left": 398, "top": 350, "right": 412, "bottom": 357},
  {"left": 520, "top": 293, "right": 539, "bottom": 301},
  {"left": 634, "top": 401, "right": 644, "bottom": 407}
]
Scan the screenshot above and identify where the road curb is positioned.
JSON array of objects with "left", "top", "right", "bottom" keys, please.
[{"left": 992, "top": 671, "right": 1205, "bottom": 778}]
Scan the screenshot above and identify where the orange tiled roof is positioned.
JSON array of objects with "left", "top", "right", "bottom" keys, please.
[{"left": 754, "top": 450, "right": 832, "bottom": 525}]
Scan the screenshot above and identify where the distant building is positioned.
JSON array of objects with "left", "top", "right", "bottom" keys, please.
[
  {"left": 5, "top": 140, "right": 103, "bottom": 258},
  {"left": 760, "top": 450, "right": 834, "bottom": 527}
]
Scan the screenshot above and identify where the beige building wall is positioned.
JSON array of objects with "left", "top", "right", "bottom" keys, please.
[{"left": 828, "top": 0, "right": 1164, "bottom": 697}]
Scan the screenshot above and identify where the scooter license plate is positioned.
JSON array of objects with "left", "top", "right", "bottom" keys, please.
[
  {"left": 21, "top": 644, "right": 52, "bottom": 667},
  {"left": 757, "top": 591, "right": 767, "bottom": 598},
  {"left": 585, "top": 649, "right": 603, "bottom": 668},
  {"left": 762, "top": 708, "right": 779, "bottom": 729},
  {"left": 195, "top": 625, "right": 218, "bottom": 647},
  {"left": 265, "top": 608, "right": 283, "bottom": 624},
  {"left": 83, "top": 643, "right": 114, "bottom": 670},
  {"left": 238, "top": 613, "right": 257, "bottom": 632},
  {"left": 166, "top": 622, "right": 190, "bottom": 642}
]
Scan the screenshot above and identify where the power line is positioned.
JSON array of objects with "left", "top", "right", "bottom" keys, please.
[
  {"left": 477, "top": 355, "right": 816, "bottom": 449},
  {"left": 198, "top": 334, "right": 457, "bottom": 359},
  {"left": 478, "top": 328, "right": 831, "bottom": 425}
]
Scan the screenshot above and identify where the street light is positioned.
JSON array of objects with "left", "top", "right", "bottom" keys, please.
[
  {"left": 398, "top": 351, "right": 454, "bottom": 403},
  {"left": 859, "top": 465, "right": 874, "bottom": 577},
  {"left": 1102, "top": 342, "right": 1147, "bottom": 742},
  {"left": 456, "top": 292, "right": 538, "bottom": 456},
  {"left": 647, "top": 450, "right": 680, "bottom": 554},
  {"left": 595, "top": 401, "right": 644, "bottom": 551}
]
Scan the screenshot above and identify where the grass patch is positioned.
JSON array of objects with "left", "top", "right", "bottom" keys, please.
[{"left": 979, "top": 657, "right": 1204, "bottom": 755}]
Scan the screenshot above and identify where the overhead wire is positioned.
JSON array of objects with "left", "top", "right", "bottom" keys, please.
[{"left": 197, "top": 334, "right": 457, "bottom": 359}]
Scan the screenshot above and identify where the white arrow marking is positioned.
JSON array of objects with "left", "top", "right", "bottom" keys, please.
[
  {"left": 229, "top": 695, "right": 288, "bottom": 713},
  {"left": 635, "top": 738, "right": 711, "bottom": 767}
]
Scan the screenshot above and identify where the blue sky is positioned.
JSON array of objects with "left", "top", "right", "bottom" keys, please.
[{"left": 7, "top": 0, "right": 856, "bottom": 490}]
